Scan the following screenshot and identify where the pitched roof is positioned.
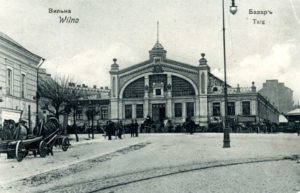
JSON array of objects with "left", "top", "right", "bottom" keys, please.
[
  {"left": 0, "top": 32, "right": 25, "bottom": 49},
  {"left": 0, "top": 31, "right": 43, "bottom": 61}
]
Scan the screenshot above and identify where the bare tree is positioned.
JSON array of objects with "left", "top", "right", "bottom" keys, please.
[
  {"left": 38, "top": 75, "right": 83, "bottom": 141},
  {"left": 85, "top": 106, "right": 100, "bottom": 139},
  {"left": 65, "top": 99, "right": 82, "bottom": 142}
]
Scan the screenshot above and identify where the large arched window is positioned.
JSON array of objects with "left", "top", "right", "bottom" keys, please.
[
  {"left": 123, "top": 77, "right": 145, "bottom": 98},
  {"left": 172, "top": 76, "right": 195, "bottom": 96}
]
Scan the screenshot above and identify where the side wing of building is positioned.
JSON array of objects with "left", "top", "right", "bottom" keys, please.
[{"left": 0, "top": 32, "right": 42, "bottom": 127}]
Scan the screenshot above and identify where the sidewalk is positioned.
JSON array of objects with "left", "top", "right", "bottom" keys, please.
[{"left": 0, "top": 134, "right": 146, "bottom": 185}]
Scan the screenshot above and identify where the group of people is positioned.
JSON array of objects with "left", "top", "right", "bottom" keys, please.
[
  {"left": 104, "top": 119, "right": 140, "bottom": 140},
  {"left": 130, "top": 119, "right": 139, "bottom": 137},
  {"left": 182, "top": 117, "right": 196, "bottom": 134},
  {"left": 103, "top": 115, "right": 197, "bottom": 139},
  {"left": 105, "top": 120, "right": 124, "bottom": 140}
]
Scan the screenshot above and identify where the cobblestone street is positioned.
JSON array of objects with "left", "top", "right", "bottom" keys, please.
[{"left": 0, "top": 133, "right": 299, "bottom": 193}]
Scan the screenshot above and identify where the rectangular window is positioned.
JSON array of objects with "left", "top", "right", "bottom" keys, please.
[
  {"left": 242, "top": 101, "right": 251, "bottom": 115},
  {"left": 213, "top": 102, "right": 221, "bottom": 116},
  {"left": 101, "top": 106, "right": 108, "bottom": 120},
  {"left": 21, "top": 74, "right": 25, "bottom": 98},
  {"left": 136, "top": 104, "right": 143, "bottom": 118},
  {"left": 155, "top": 89, "right": 161, "bottom": 96},
  {"left": 175, "top": 103, "right": 182, "bottom": 117},
  {"left": 125, "top": 105, "right": 132, "bottom": 119},
  {"left": 227, "top": 102, "right": 235, "bottom": 116},
  {"left": 154, "top": 57, "right": 161, "bottom": 63},
  {"left": 186, "top": 102, "right": 194, "bottom": 117},
  {"left": 7, "top": 68, "right": 13, "bottom": 95}
]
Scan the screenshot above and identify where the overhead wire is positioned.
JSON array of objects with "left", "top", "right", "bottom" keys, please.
[{"left": 289, "top": 0, "right": 300, "bottom": 25}]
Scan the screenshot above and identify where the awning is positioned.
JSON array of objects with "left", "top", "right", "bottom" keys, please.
[{"left": 1, "top": 109, "right": 22, "bottom": 124}]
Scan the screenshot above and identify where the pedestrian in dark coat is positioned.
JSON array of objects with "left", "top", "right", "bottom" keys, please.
[
  {"left": 144, "top": 115, "right": 153, "bottom": 133},
  {"left": 134, "top": 119, "right": 139, "bottom": 137},
  {"left": 130, "top": 119, "right": 135, "bottom": 137},
  {"left": 104, "top": 121, "right": 109, "bottom": 139},
  {"left": 189, "top": 119, "right": 195, "bottom": 134},
  {"left": 117, "top": 120, "right": 124, "bottom": 139},
  {"left": 184, "top": 117, "right": 195, "bottom": 134},
  {"left": 107, "top": 120, "right": 115, "bottom": 140}
]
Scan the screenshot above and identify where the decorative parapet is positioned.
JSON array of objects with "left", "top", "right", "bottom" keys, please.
[
  {"left": 228, "top": 87, "right": 253, "bottom": 94},
  {"left": 208, "top": 85, "right": 256, "bottom": 95}
]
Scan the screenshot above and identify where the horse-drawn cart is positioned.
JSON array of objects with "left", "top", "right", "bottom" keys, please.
[{"left": 0, "top": 117, "right": 70, "bottom": 162}]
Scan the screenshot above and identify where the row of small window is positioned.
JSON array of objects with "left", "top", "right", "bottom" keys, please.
[
  {"left": 124, "top": 103, "right": 195, "bottom": 119},
  {"left": 7, "top": 68, "right": 26, "bottom": 98},
  {"left": 76, "top": 106, "right": 109, "bottom": 120},
  {"left": 125, "top": 104, "right": 144, "bottom": 119},
  {"left": 212, "top": 101, "right": 251, "bottom": 117},
  {"left": 174, "top": 102, "right": 194, "bottom": 118}
]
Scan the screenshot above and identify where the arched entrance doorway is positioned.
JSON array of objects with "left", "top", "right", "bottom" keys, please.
[{"left": 152, "top": 103, "right": 166, "bottom": 126}]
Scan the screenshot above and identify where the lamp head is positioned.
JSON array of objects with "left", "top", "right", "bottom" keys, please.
[
  {"left": 230, "top": 5, "right": 237, "bottom": 15},
  {"left": 230, "top": 0, "right": 237, "bottom": 15}
]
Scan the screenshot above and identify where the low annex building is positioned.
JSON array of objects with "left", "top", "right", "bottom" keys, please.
[{"left": 109, "top": 40, "right": 279, "bottom": 127}]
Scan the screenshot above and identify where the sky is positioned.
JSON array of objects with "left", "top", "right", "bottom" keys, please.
[{"left": 1, "top": 0, "right": 300, "bottom": 104}]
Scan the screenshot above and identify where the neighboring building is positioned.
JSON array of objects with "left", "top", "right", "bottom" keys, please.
[
  {"left": 38, "top": 68, "right": 111, "bottom": 128},
  {"left": 0, "top": 32, "right": 43, "bottom": 128},
  {"left": 258, "top": 80, "right": 294, "bottom": 113},
  {"left": 67, "top": 83, "right": 110, "bottom": 128},
  {"left": 109, "top": 40, "right": 280, "bottom": 127}
]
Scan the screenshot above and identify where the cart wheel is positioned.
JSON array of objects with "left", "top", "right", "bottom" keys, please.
[
  {"left": 39, "top": 141, "right": 48, "bottom": 158},
  {"left": 15, "top": 141, "right": 25, "bottom": 162},
  {"left": 62, "top": 137, "right": 69, "bottom": 151}
]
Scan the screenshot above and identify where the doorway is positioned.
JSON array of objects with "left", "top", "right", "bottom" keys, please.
[{"left": 152, "top": 103, "right": 166, "bottom": 124}]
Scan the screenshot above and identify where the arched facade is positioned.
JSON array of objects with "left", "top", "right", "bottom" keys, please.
[
  {"left": 108, "top": 41, "right": 280, "bottom": 128},
  {"left": 110, "top": 41, "right": 210, "bottom": 126}
]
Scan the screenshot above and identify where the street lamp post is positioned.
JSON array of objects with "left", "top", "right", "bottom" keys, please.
[
  {"left": 222, "top": 0, "right": 237, "bottom": 148},
  {"left": 36, "top": 58, "right": 45, "bottom": 128}
]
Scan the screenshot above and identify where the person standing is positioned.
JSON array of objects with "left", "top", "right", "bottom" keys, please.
[
  {"left": 107, "top": 120, "right": 115, "bottom": 140},
  {"left": 130, "top": 119, "right": 135, "bottom": 137},
  {"left": 166, "top": 119, "right": 174, "bottom": 133},
  {"left": 115, "top": 122, "right": 118, "bottom": 139},
  {"left": 104, "top": 120, "right": 109, "bottom": 139},
  {"left": 134, "top": 119, "right": 139, "bottom": 137},
  {"left": 145, "top": 115, "right": 152, "bottom": 133},
  {"left": 117, "top": 120, "right": 124, "bottom": 139},
  {"left": 189, "top": 118, "right": 195, "bottom": 135}
]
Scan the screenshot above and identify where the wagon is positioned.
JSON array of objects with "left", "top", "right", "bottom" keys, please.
[
  {"left": 0, "top": 117, "right": 70, "bottom": 162},
  {"left": 40, "top": 117, "right": 70, "bottom": 155},
  {"left": 233, "top": 116, "right": 277, "bottom": 133}
]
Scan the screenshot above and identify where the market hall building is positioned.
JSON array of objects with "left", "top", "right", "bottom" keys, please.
[{"left": 109, "top": 40, "right": 279, "bottom": 127}]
